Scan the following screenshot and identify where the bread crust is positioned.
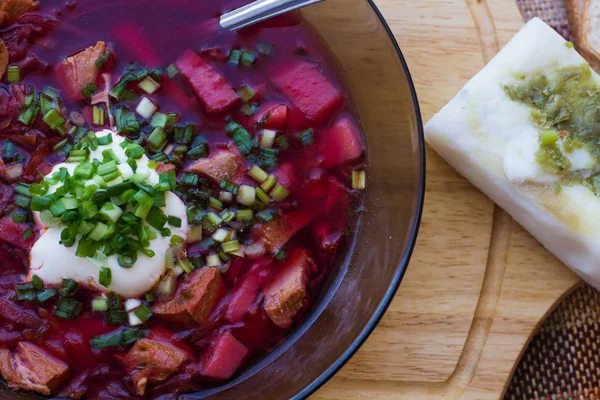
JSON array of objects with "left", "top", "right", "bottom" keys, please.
[{"left": 568, "top": 0, "right": 600, "bottom": 71}]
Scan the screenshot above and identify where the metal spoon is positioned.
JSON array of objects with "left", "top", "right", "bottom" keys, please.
[{"left": 220, "top": 0, "right": 325, "bottom": 31}]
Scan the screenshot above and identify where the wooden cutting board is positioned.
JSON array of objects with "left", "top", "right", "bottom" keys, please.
[{"left": 312, "top": 0, "right": 583, "bottom": 399}]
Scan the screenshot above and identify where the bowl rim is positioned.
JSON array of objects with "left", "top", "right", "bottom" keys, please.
[{"left": 292, "top": 1, "right": 426, "bottom": 398}]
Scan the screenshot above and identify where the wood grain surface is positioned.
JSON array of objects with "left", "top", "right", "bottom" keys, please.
[{"left": 312, "top": 0, "right": 583, "bottom": 398}]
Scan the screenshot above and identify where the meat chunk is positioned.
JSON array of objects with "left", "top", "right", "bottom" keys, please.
[
  {"left": 175, "top": 50, "right": 240, "bottom": 113},
  {"left": 155, "top": 162, "right": 176, "bottom": 174},
  {"left": 0, "top": 0, "right": 38, "bottom": 27},
  {"left": 200, "top": 331, "right": 248, "bottom": 380},
  {"left": 0, "top": 39, "right": 7, "bottom": 80},
  {"left": 189, "top": 150, "right": 242, "bottom": 183},
  {"left": 57, "top": 41, "right": 107, "bottom": 101},
  {"left": 125, "top": 338, "right": 188, "bottom": 396},
  {"left": 263, "top": 249, "right": 312, "bottom": 328},
  {"left": 271, "top": 61, "right": 343, "bottom": 124},
  {"left": 252, "top": 209, "right": 316, "bottom": 253},
  {"left": 152, "top": 267, "right": 225, "bottom": 324},
  {"left": 0, "top": 342, "right": 70, "bottom": 395}
]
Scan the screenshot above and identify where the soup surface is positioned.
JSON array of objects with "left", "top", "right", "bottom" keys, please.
[{"left": 0, "top": 0, "right": 366, "bottom": 398}]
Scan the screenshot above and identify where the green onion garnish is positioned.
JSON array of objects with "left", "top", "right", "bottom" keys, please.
[
  {"left": 37, "top": 288, "right": 57, "bottom": 303},
  {"left": 257, "top": 41, "right": 274, "bottom": 56},
  {"left": 59, "top": 278, "right": 79, "bottom": 296},
  {"left": 99, "top": 267, "right": 112, "bottom": 287},
  {"left": 237, "top": 86, "right": 255, "bottom": 102},
  {"left": 90, "top": 327, "right": 146, "bottom": 350},
  {"left": 54, "top": 297, "right": 83, "bottom": 320},
  {"left": 81, "top": 82, "right": 98, "bottom": 98},
  {"left": 240, "top": 50, "right": 256, "bottom": 67},
  {"left": 7, "top": 65, "right": 20, "bottom": 83},
  {"left": 92, "top": 106, "right": 105, "bottom": 126},
  {"left": 134, "top": 304, "right": 152, "bottom": 322},
  {"left": 166, "top": 64, "right": 179, "bottom": 78},
  {"left": 139, "top": 77, "right": 160, "bottom": 94},
  {"left": 228, "top": 49, "right": 242, "bottom": 65},
  {"left": 297, "top": 129, "right": 314, "bottom": 146}
]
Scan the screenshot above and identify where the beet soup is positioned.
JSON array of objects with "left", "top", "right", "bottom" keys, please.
[{"left": 0, "top": 0, "right": 367, "bottom": 398}]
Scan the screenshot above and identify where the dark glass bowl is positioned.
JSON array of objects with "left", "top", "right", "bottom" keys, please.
[
  {"left": 0, "top": 0, "right": 424, "bottom": 399},
  {"left": 186, "top": 0, "right": 425, "bottom": 398}
]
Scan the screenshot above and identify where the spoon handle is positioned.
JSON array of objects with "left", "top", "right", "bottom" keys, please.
[{"left": 220, "top": 0, "right": 324, "bottom": 31}]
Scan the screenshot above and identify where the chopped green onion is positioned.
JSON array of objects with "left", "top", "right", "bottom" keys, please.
[
  {"left": 95, "top": 50, "right": 111, "bottom": 69},
  {"left": 37, "top": 288, "right": 57, "bottom": 303},
  {"left": 260, "top": 175, "right": 277, "bottom": 192},
  {"left": 43, "top": 109, "right": 66, "bottom": 131},
  {"left": 16, "top": 282, "right": 35, "bottom": 301},
  {"left": 222, "top": 240, "right": 240, "bottom": 253},
  {"left": 241, "top": 102, "right": 259, "bottom": 116},
  {"left": 237, "top": 86, "right": 255, "bottom": 102},
  {"left": 240, "top": 50, "right": 256, "bottom": 67},
  {"left": 14, "top": 195, "right": 30, "bottom": 209},
  {"left": 90, "top": 328, "right": 146, "bottom": 350},
  {"left": 219, "top": 179, "right": 239, "bottom": 195},
  {"left": 81, "top": 82, "right": 98, "bottom": 98},
  {"left": 60, "top": 278, "right": 79, "bottom": 296},
  {"left": 2, "top": 141, "right": 15, "bottom": 162},
  {"left": 255, "top": 187, "right": 270, "bottom": 204},
  {"left": 92, "top": 106, "right": 105, "bottom": 126},
  {"left": 11, "top": 208, "right": 28, "bottom": 223},
  {"left": 134, "top": 304, "right": 152, "bottom": 322},
  {"left": 228, "top": 49, "right": 242, "bottom": 65},
  {"left": 189, "top": 225, "right": 202, "bottom": 243},
  {"left": 18, "top": 104, "right": 39, "bottom": 126},
  {"left": 115, "top": 107, "right": 140, "bottom": 135},
  {"left": 146, "top": 127, "right": 167, "bottom": 152},
  {"left": 260, "top": 129, "right": 277, "bottom": 148},
  {"left": 139, "top": 77, "right": 160, "bottom": 94},
  {"left": 54, "top": 297, "right": 83, "bottom": 320},
  {"left": 270, "top": 183, "right": 290, "bottom": 202},
  {"left": 181, "top": 172, "right": 199, "bottom": 186},
  {"left": 118, "top": 253, "right": 137, "bottom": 269},
  {"left": 209, "top": 197, "right": 223, "bottom": 211},
  {"left": 168, "top": 216, "right": 181, "bottom": 228},
  {"left": 236, "top": 209, "right": 253, "bottom": 221},
  {"left": 276, "top": 135, "right": 289, "bottom": 150},
  {"left": 236, "top": 185, "right": 256, "bottom": 206},
  {"left": 166, "top": 64, "right": 179, "bottom": 78},
  {"left": 7, "top": 65, "right": 20, "bottom": 83},
  {"left": 99, "top": 267, "right": 112, "bottom": 287},
  {"left": 297, "top": 129, "right": 314, "bottom": 146},
  {"left": 186, "top": 143, "right": 209, "bottom": 160},
  {"left": 92, "top": 296, "right": 108, "bottom": 311},
  {"left": 151, "top": 112, "right": 167, "bottom": 128},
  {"left": 136, "top": 97, "right": 157, "bottom": 119},
  {"left": 260, "top": 148, "right": 278, "bottom": 171},
  {"left": 30, "top": 195, "right": 53, "bottom": 211},
  {"left": 352, "top": 170, "right": 366, "bottom": 190},
  {"left": 257, "top": 209, "right": 276, "bottom": 222}
]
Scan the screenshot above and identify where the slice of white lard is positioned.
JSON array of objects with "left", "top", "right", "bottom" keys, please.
[{"left": 425, "top": 18, "right": 600, "bottom": 288}]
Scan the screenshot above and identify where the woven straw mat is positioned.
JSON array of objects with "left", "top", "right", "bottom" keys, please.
[{"left": 502, "top": 1, "right": 600, "bottom": 399}]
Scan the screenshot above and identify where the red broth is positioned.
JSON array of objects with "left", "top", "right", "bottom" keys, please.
[{"left": 0, "top": 0, "right": 366, "bottom": 398}]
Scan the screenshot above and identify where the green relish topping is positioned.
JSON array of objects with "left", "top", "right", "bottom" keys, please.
[
  {"left": 504, "top": 64, "right": 600, "bottom": 192},
  {"left": 29, "top": 132, "right": 178, "bottom": 268}
]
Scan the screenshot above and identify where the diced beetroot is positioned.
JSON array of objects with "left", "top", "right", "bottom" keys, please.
[
  {"left": 252, "top": 209, "right": 317, "bottom": 253},
  {"left": 263, "top": 249, "right": 313, "bottom": 328},
  {"left": 200, "top": 331, "right": 248, "bottom": 380},
  {"left": 225, "top": 259, "right": 270, "bottom": 323},
  {"left": 273, "top": 162, "right": 295, "bottom": 188},
  {"left": 175, "top": 50, "right": 240, "bottom": 114},
  {"left": 111, "top": 23, "right": 161, "bottom": 68},
  {"left": 0, "top": 218, "right": 34, "bottom": 250},
  {"left": 271, "top": 61, "right": 342, "bottom": 124},
  {"left": 254, "top": 103, "right": 288, "bottom": 130},
  {"left": 0, "top": 297, "right": 43, "bottom": 328},
  {"left": 317, "top": 116, "right": 364, "bottom": 168}
]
